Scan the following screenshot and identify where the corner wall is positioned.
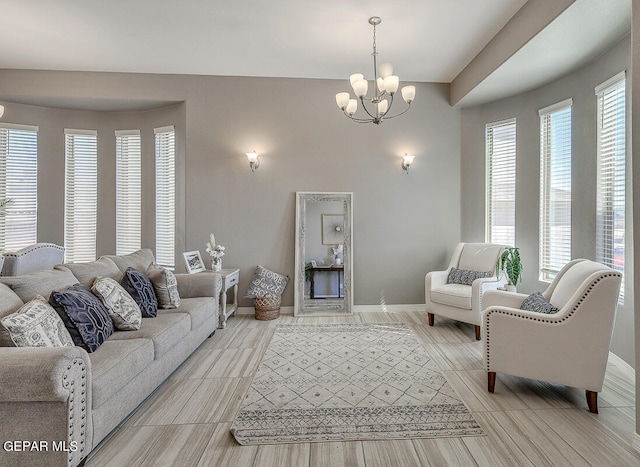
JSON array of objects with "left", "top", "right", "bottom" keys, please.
[{"left": 460, "top": 35, "right": 634, "bottom": 365}]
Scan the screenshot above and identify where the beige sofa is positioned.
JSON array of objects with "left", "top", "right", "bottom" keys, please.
[{"left": 0, "top": 249, "right": 222, "bottom": 467}]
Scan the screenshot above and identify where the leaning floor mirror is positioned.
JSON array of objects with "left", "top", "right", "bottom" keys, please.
[{"left": 294, "top": 192, "right": 353, "bottom": 316}]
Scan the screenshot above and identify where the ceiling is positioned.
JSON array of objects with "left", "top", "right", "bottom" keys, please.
[{"left": 0, "top": 0, "right": 632, "bottom": 108}]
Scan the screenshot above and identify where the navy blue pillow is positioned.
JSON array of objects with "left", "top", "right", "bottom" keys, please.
[
  {"left": 121, "top": 267, "right": 158, "bottom": 318},
  {"left": 50, "top": 283, "right": 114, "bottom": 352}
]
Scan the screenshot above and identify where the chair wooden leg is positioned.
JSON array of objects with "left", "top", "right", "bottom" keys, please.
[
  {"left": 475, "top": 325, "right": 481, "bottom": 341},
  {"left": 586, "top": 390, "right": 598, "bottom": 414},
  {"left": 427, "top": 313, "right": 434, "bottom": 326},
  {"left": 488, "top": 372, "right": 496, "bottom": 393}
]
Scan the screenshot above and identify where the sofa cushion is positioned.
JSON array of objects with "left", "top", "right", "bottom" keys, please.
[
  {"left": 108, "top": 313, "right": 191, "bottom": 359},
  {"left": 146, "top": 264, "right": 181, "bottom": 309},
  {"left": 1, "top": 296, "right": 74, "bottom": 348},
  {"left": 0, "top": 266, "right": 77, "bottom": 302},
  {"left": 50, "top": 283, "right": 115, "bottom": 352},
  {"left": 160, "top": 297, "right": 214, "bottom": 330},
  {"left": 92, "top": 277, "right": 142, "bottom": 330},
  {"left": 89, "top": 337, "right": 155, "bottom": 409},
  {"left": 520, "top": 291, "right": 559, "bottom": 314},
  {"left": 447, "top": 267, "right": 492, "bottom": 286},
  {"left": 430, "top": 283, "right": 472, "bottom": 309},
  {"left": 104, "top": 248, "right": 156, "bottom": 274},
  {"left": 245, "top": 265, "right": 289, "bottom": 298},
  {"left": 64, "top": 257, "right": 122, "bottom": 287},
  {"left": 0, "top": 284, "right": 24, "bottom": 346},
  {"left": 121, "top": 267, "right": 158, "bottom": 318}
]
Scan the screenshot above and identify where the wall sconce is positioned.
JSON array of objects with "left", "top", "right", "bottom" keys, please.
[
  {"left": 401, "top": 153, "right": 415, "bottom": 174},
  {"left": 246, "top": 151, "right": 260, "bottom": 172},
  {"left": 0, "top": 105, "right": 4, "bottom": 119}
]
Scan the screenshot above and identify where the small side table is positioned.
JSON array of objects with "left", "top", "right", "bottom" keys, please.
[{"left": 218, "top": 268, "right": 239, "bottom": 329}]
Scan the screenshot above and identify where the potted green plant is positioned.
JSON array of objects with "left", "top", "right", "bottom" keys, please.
[{"left": 496, "top": 247, "right": 522, "bottom": 292}]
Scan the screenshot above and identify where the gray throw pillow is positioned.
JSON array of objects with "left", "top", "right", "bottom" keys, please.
[
  {"left": 1, "top": 296, "right": 74, "bottom": 348},
  {"left": 146, "top": 264, "right": 181, "bottom": 309},
  {"left": 447, "top": 267, "right": 493, "bottom": 286},
  {"left": 92, "top": 277, "right": 142, "bottom": 330},
  {"left": 520, "top": 292, "right": 559, "bottom": 314},
  {"left": 245, "top": 265, "right": 289, "bottom": 298}
]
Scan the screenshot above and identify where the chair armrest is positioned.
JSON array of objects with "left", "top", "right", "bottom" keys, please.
[
  {"left": 481, "top": 289, "right": 528, "bottom": 310},
  {"left": 175, "top": 272, "right": 222, "bottom": 299},
  {"left": 425, "top": 270, "right": 449, "bottom": 289}
]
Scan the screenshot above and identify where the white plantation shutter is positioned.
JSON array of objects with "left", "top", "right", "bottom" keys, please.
[
  {"left": 539, "top": 99, "right": 572, "bottom": 281},
  {"left": 486, "top": 118, "right": 516, "bottom": 246},
  {"left": 65, "top": 129, "right": 97, "bottom": 263},
  {"left": 0, "top": 123, "right": 38, "bottom": 251},
  {"left": 596, "top": 72, "right": 626, "bottom": 300},
  {"left": 154, "top": 126, "right": 175, "bottom": 269},
  {"left": 116, "top": 130, "right": 142, "bottom": 255}
]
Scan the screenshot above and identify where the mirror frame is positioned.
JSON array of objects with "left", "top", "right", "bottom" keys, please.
[{"left": 294, "top": 192, "right": 353, "bottom": 316}]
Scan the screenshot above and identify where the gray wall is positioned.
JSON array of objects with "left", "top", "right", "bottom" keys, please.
[
  {"left": 0, "top": 70, "right": 462, "bottom": 308},
  {"left": 460, "top": 35, "right": 634, "bottom": 366}
]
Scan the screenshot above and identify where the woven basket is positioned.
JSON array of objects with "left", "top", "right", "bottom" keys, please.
[{"left": 254, "top": 295, "right": 281, "bottom": 321}]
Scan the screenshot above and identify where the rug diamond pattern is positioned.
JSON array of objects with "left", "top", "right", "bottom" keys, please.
[{"left": 231, "top": 323, "right": 484, "bottom": 444}]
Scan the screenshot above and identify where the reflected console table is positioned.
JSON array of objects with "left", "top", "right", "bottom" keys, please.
[{"left": 308, "top": 265, "right": 344, "bottom": 299}]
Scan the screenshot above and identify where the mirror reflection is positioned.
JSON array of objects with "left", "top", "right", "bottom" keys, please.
[{"left": 295, "top": 192, "right": 352, "bottom": 316}]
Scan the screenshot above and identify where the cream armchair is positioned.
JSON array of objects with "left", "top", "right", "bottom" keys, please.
[
  {"left": 482, "top": 259, "right": 622, "bottom": 413},
  {"left": 425, "top": 243, "right": 507, "bottom": 340}
]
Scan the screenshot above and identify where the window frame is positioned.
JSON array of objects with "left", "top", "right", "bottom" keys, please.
[
  {"left": 538, "top": 98, "right": 573, "bottom": 282},
  {"left": 485, "top": 118, "right": 517, "bottom": 246}
]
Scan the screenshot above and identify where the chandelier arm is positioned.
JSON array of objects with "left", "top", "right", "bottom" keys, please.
[
  {"left": 343, "top": 111, "right": 377, "bottom": 123},
  {"left": 359, "top": 97, "right": 377, "bottom": 119},
  {"left": 381, "top": 102, "right": 412, "bottom": 120}
]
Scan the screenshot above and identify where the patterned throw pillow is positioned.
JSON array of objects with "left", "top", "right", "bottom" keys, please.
[
  {"left": 92, "top": 277, "right": 142, "bottom": 330},
  {"left": 49, "top": 284, "right": 114, "bottom": 352},
  {"left": 520, "top": 292, "right": 559, "bottom": 314},
  {"left": 146, "top": 264, "right": 181, "bottom": 309},
  {"left": 245, "top": 265, "right": 289, "bottom": 298},
  {"left": 121, "top": 267, "right": 158, "bottom": 318},
  {"left": 1, "top": 296, "right": 74, "bottom": 347},
  {"left": 447, "top": 267, "right": 493, "bottom": 286}
]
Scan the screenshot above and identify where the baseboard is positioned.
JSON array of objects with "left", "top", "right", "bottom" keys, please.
[
  {"left": 237, "top": 304, "right": 426, "bottom": 315},
  {"left": 632, "top": 432, "right": 640, "bottom": 455}
]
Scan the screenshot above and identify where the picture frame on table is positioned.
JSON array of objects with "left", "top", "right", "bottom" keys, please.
[{"left": 183, "top": 250, "right": 206, "bottom": 274}]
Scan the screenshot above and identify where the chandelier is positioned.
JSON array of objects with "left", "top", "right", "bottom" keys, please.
[{"left": 335, "top": 16, "right": 415, "bottom": 125}]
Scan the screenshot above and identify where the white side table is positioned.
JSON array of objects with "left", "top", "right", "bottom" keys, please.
[{"left": 218, "top": 268, "right": 239, "bottom": 329}]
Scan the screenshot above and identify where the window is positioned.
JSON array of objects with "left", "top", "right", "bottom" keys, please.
[
  {"left": 539, "top": 99, "right": 572, "bottom": 281},
  {"left": 0, "top": 123, "right": 38, "bottom": 251},
  {"left": 154, "top": 126, "right": 175, "bottom": 269},
  {"left": 115, "top": 130, "right": 142, "bottom": 255},
  {"left": 64, "top": 129, "right": 97, "bottom": 263},
  {"left": 596, "top": 72, "right": 626, "bottom": 300},
  {"left": 486, "top": 118, "right": 516, "bottom": 246}
]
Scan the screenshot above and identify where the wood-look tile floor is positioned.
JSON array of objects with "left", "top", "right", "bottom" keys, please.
[{"left": 86, "top": 311, "right": 639, "bottom": 466}]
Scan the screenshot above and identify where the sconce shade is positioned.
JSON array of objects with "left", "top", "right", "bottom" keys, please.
[
  {"left": 401, "top": 153, "right": 415, "bottom": 173},
  {"left": 246, "top": 151, "right": 260, "bottom": 172},
  {"left": 349, "top": 73, "right": 364, "bottom": 86},
  {"left": 376, "top": 99, "right": 389, "bottom": 117},
  {"left": 0, "top": 104, "right": 4, "bottom": 119}
]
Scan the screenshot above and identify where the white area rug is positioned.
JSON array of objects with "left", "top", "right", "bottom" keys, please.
[{"left": 231, "top": 323, "right": 485, "bottom": 444}]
